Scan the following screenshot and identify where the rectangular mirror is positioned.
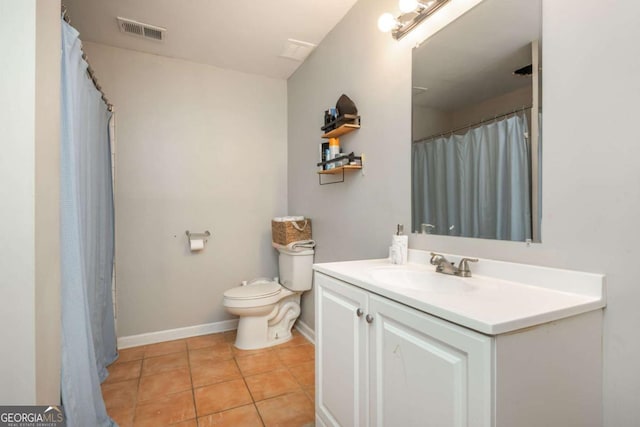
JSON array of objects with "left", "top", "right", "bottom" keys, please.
[{"left": 411, "top": 0, "right": 542, "bottom": 242}]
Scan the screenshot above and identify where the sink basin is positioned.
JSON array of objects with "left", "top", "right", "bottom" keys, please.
[{"left": 370, "top": 267, "right": 475, "bottom": 293}]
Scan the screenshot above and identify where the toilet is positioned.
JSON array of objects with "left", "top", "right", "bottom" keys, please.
[{"left": 223, "top": 244, "right": 314, "bottom": 350}]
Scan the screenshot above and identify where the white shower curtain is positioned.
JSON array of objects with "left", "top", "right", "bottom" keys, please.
[
  {"left": 412, "top": 114, "right": 532, "bottom": 241},
  {"left": 60, "top": 20, "right": 117, "bottom": 427}
]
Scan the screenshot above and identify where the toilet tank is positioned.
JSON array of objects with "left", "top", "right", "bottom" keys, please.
[{"left": 277, "top": 246, "right": 314, "bottom": 291}]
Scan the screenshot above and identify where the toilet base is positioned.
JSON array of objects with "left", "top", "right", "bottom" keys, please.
[{"left": 234, "top": 293, "right": 302, "bottom": 350}]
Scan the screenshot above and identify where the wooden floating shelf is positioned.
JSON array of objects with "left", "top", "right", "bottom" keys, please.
[
  {"left": 318, "top": 165, "right": 363, "bottom": 175},
  {"left": 322, "top": 123, "right": 360, "bottom": 138}
]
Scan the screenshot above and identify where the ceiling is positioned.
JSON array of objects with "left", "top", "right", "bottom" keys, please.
[
  {"left": 63, "top": 0, "right": 359, "bottom": 80},
  {"left": 412, "top": 0, "right": 541, "bottom": 111}
]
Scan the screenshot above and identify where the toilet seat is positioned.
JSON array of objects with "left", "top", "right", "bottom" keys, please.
[
  {"left": 223, "top": 279, "right": 292, "bottom": 309},
  {"left": 224, "top": 280, "right": 281, "bottom": 300}
]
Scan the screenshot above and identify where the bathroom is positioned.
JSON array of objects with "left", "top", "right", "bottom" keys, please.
[{"left": 2, "top": 0, "right": 640, "bottom": 426}]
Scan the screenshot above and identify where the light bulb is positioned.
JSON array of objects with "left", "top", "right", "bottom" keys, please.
[
  {"left": 377, "top": 13, "right": 398, "bottom": 33},
  {"left": 398, "top": 0, "right": 419, "bottom": 13}
]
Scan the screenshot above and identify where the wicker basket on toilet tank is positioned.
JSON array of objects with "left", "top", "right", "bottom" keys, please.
[{"left": 271, "top": 218, "right": 312, "bottom": 245}]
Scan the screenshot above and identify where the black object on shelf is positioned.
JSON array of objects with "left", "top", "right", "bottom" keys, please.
[
  {"left": 319, "top": 142, "right": 330, "bottom": 170},
  {"left": 324, "top": 108, "right": 338, "bottom": 127},
  {"left": 320, "top": 94, "right": 359, "bottom": 132},
  {"left": 316, "top": 152, "right": 361, "bottom": 168},
  {"left": 321, "top": 114, "right": 360, "bottom": 132},
  {"left": 336, "top": 94, "right": 357, "bottom": 116},
  {"left": 316, "top": 152, "right": 363, "bottom": 184}
]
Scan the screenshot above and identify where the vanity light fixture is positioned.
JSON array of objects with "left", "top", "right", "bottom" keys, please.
[{"left": 378, "top": 0, "right": 450, "bottom": 40}]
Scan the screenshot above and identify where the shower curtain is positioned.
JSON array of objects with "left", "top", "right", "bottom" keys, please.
[
  {"left": 412, "top": 114, "right": 532, "bottom": 241},
  {"left": 60, "top": 20, "right": 117, "bottom": 427}
]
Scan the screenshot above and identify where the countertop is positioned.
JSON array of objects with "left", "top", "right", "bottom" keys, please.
[{"left": 313, "top": 251, "right": 605, "bottom": 335}]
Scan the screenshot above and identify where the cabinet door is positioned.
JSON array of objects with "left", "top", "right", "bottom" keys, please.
[
  {"left": 369, "top": 295, "right": 493, "bottom": 427},
  {"left": 315, "top": 273, "right": 369, "bottom": 427}
]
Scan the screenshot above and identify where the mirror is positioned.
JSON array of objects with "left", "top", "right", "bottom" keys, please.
[{"left": 411, "top": 0, "right": 542, "bottom": 242}]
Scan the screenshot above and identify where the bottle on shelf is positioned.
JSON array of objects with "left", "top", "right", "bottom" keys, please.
[{"left": 327, "top": 137, "right": 340, "bottom": 170}]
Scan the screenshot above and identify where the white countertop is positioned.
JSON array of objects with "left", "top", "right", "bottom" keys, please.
[{"left": 313, "top": 250, "right": 605, "bottom": 335}]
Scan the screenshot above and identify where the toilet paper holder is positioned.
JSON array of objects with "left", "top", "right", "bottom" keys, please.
[
  {"left": 185, "top": 230, "right": 211, "bottom": 237},
  {"left": 185, "top": 230, "right": 211, "bottom": 240},
  {"left": 185, "top": 230, "right": 211, "bottom": 252}
]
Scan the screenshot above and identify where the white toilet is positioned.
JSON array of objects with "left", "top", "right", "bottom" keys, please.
[{"left": 223, "top": 244, "right": 314, "bottom": 350}]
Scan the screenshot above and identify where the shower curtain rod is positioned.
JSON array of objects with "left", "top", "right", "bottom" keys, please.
[
  {"left": 413, "top": 105, "right": 533, "bottom": 144},
  {"left": 61, "top": 4, "right": 113, "bottom": 112}
]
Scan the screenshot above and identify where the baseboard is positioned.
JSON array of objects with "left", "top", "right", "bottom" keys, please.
[
  {"left": 295, "top": 319, "right": 315, "bottom": 344},
  {"left": 117, "top": 319, "right": 239, "bottom": 349}
]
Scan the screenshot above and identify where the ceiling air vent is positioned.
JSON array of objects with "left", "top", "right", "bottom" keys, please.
[
  {"left": 279, "top": 39, "right": 317, "bottom": 62},
  {"left": 117, "top": 17, "right": 165, "bottom": 42}
]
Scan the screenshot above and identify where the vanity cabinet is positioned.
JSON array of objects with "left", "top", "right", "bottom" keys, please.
[
  {"left": 315, "top": 271, "right": 603, "bottom": 427},
  {"left": 315, "top": 272, "right": 369, "bottom": 426},
  {"left": 315, "top": 272, "right": 491, "bottom": 427}
]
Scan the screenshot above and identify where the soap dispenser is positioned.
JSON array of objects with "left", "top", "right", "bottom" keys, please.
[{"left": 390, "top": 224, "right": 408, "bottom": 264}]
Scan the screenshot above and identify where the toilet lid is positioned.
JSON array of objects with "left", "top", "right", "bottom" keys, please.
[{"left": 224, "top": 280, "right": 281, "bottom": 300}]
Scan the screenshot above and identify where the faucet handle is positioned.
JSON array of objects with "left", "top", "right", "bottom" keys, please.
[
  {"left": 430, "top": 252, "right": 445, "bottom": 265},
  {"left": 456, "top": 258, "right": 478, "bottom": 277}
]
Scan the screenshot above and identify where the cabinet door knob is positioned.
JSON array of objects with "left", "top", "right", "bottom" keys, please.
[
  {"left": 356, "top": 308, "right": 364, "bottom": 317},
  {"left": 366, "top": 314, "right": 374, "bottom": 323}
]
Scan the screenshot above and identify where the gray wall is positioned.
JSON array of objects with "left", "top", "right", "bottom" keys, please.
[
  {"left": 83, "top": 43, "right": 287, "bottom": 337},
  {"left": 287, "top": 0, "right": 640, "bottom": 425},
  {"left": 288, "top": 0, "right": 414, "bottom": 327},
  {"left": 0, "top": 0, "right": 61, "bottom": 404}
]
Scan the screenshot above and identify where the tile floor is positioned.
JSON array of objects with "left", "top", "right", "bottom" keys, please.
[{"left": 101, "top": 330, "right": 315, "bottom": 427}]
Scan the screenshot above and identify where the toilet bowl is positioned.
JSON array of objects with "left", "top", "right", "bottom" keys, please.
[{"left": 223, "top": 245, "right": 314, "bottom": 350}]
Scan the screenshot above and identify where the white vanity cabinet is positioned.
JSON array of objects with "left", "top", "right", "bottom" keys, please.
[
  {"left": 316, "top": 272, "right": 491, "bottom": 427},
  {"left": 315, "top": 271, "right": 369, "bottom": 427},
  {"left": 368, "top": 291, "right": 493, "bottom": 427},
  {"left": 314, "top": 270, "right": 603, "bottom": 427}
]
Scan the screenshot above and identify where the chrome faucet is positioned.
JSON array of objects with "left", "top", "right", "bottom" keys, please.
[
  {"left": 430, "top": 252, "right": 478, "bottom": 277},
  {"left": 430, "top": 252, "right": 457, "bottom": 275}
]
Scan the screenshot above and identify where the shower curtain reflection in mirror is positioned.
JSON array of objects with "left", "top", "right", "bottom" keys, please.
[{"left": 412, "top": 113, "right": 532, "bottom": 241}]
